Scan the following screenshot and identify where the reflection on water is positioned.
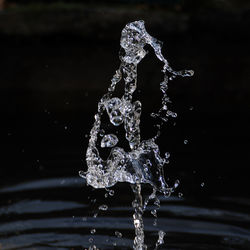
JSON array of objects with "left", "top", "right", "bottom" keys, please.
[{"left": 1, "top": 177, "right": 250, "bottom": 249}]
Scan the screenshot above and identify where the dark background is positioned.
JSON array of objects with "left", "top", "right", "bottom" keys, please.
[{"left": 1, "top": 0, "right": 250, "bottom": 199}]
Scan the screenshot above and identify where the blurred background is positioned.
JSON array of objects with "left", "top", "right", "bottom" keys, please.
[{"left": 0, "top": 0, "right": 250, "bottom": 249}]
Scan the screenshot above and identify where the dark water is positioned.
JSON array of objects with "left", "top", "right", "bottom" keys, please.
[
  {"left": 1, "top": 3, "right": 250, "bottom": 249},
  {"left": 1, "top": 177, "right": 250, "bottom": 250}
]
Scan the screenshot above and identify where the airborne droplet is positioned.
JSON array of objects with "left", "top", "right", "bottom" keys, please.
[
  {"left": 98, "top": 204, "right": 108, "bottom": 211},
  {"left": 101, "top": 134, "right": 119, "bottom": 148}
]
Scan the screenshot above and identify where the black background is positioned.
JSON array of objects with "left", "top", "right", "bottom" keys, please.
[{"left": 1, "top": 0, "right": 250, "bottom": 200}]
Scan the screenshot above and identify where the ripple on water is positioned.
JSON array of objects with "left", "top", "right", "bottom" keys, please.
[{"left": 0, "top": 177, "right": 250, "bottom": 249}]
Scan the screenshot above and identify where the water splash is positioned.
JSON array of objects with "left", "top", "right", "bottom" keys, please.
[
  {"left": 155, "top": 230, "right": 166, "bottom": 250},
  {"left": 80, "top": 20, "right": 193, "bottom": 249}
]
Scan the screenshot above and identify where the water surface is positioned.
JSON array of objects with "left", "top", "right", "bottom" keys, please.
[{"left": 1, "top": 177, "right": 250, "bottom": 249}]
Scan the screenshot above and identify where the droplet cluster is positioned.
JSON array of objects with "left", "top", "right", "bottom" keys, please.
[
  {"left": 80, "top": 20, "right": 193, "bottom": 193},
  {"left": 80, "top": 20, "right": 193, "bottom": 250}
]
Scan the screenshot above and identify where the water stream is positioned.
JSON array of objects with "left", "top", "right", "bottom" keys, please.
[{"left": 80, "top": 20, "right": 194, "bottom": 249}]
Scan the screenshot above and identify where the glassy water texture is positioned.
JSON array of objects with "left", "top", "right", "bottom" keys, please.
[
  {"left": 1, "top": 177, "right": 250, "bottom": 249},
  {"left": 82, "top": 20, "right": 193, "bottom": 191},
  {"left": 80, "top": 20, "right": 193, "bottom": 249}
]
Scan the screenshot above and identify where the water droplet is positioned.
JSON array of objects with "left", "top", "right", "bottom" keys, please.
[
  {"left": 109, "top": 190, "right": 115, "bottom": 196},
  {"left": 79, "top": 170, "right": 86, "bottom": 179},
  {"left": 88, "top": 245, "right": 98, "bottom": 250},
  {"left": 64, "top": 126, "right": 68, "bottom": 130},
  {"left": 184, "top": 139, "right": 188, "bottom": 144},
  {"left": 154, "top": 199, "right": 160, "bottom": 207},
  {"left": 153, "top": 219, "right": 157, "bottom": 226},
  {"left": 99, "top": 129, "right": 105, "bottom": 137},
  {"left": 178, "top": 192, "right": 183, "bottom": 198},
  {"left": 105, "top": 97, "right": 124, "bottom": 126},
  {"left": 151, "top": 209, "right": 157, "bottom": 217},
  {"left": 174, "top": 179, "right": 180, "bottom": 189},
  {"left": 201, "top": 182, "right": 205, "bottom": 187},
  {"left": 155, "top": 230, "right": 166, "bottom": 249},
  {"left": 189, "top": 106, "right": 194, "bottom": 111},
  {"left": 151, "top": 112, "right": 158, "bottom": 118},
  {"left": 90, "top": 229, "right": 96, "bottom": 234},
  {"left": 101, "top": 134, "right": 119, "bottom": 148},
  {"left": 89, "top": 237, "right": 94, "bottom": 243},
  {"left": 98, "top": 204, "right": 108, "bottom": 211},
  {"left": 187, "top": 70, "right": 194, "bottom": 76},
  {"left": 166, "top": 110, "right": 177, "bottom": 118},
  {"left": 165, "top": 152, "right": 170, "bottom": 159},
  {"left": 115, "top": 231, "right": 123, "bottom": 238}
]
